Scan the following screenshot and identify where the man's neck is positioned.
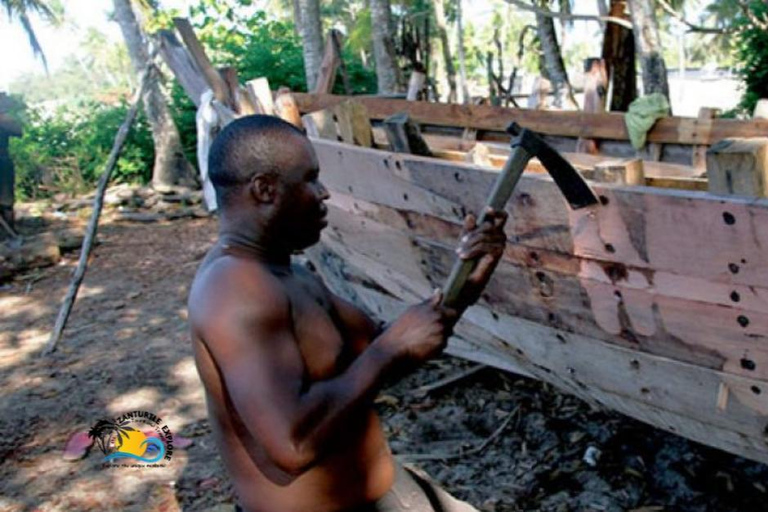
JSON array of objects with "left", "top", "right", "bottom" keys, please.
[{"left": 218, "top": 215, "right": 291, "bottom": 267}]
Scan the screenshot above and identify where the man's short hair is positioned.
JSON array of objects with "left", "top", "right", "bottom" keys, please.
[{"left": 208, "top": 115, "right": 305, "bottom": 208}]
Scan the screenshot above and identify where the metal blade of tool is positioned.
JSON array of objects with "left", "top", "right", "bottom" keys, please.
[{"left": 441, "top": 123, "right": 598, "bottom": 309}]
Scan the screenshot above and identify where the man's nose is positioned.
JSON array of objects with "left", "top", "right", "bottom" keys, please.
[{"left": 317, "top": 181, "right": 330, "bottom": 200}]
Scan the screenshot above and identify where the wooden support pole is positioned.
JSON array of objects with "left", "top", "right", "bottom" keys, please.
[
  {"left": 707, "top": 138, "right": 768, "bottom": 197},
  {"left": 382, "top": 112, "right": 433, "bottom": 156},
  {"left": 173, "top": 17, "right": 232, "bottom": 107},
  {"left": 43, "top": 63, "right": 153, "bottom": 355}
]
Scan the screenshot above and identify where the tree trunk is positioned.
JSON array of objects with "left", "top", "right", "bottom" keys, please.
[
  {"left": 296, "top": 0, "right": 324, "bottom": 91},
  {"left": 601, "top": 0, "right": 637, "bottom": 111},
  {"left": 433, "top": 0, "right": 457, "bottom": 102},
  {"left": 626, "top": 0, "right": 670, "bottom": 100},
  {"left": 112, "top": 0, "right": 196, "bottom": 191},
  {"left": 371, "top": 0, "right": 401, "bottom": 94},
  {"left": 456, "top": 0, "right": 470, "bottom": 104},
  {"left": 535, "top": 8, "right": 578, "bottom": 109}
]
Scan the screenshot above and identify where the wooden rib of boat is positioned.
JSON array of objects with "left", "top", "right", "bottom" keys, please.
[{"left": 294, "top": 94, "right": 768, "bottom": 466}]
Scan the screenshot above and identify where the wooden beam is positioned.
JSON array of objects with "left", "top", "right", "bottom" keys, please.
[
  {"left": 292, "top": 93, "right": 768, "bottom": 146},
  {"left": 274, "top": 88, "right": 302, "bottom": 128},
  {"left": 173, "top": 17, "right": 232, "bottom": 107},
  {"left": 707, "top": 138, "right": 768, "bottom": 197}
]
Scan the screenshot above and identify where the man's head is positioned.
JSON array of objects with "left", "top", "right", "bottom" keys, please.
[{"left": 209, "top": 115, "right": 329, "bottom": 252}]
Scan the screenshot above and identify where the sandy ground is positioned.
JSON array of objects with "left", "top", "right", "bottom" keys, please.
[{"left": 1, "top": 213, "right": 767, "bottom": 512}]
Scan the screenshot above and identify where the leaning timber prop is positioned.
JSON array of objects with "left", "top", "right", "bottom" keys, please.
[
  {"left": 157, "top": 20, "right": 768, "bottom": 467},
  {"left": 44, "top": 60, "right": 153, "bottom": 355}
]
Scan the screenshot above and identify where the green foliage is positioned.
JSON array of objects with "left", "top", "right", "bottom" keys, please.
[
  {"left": 9, "top": 100, "right": 154, "bottom": 200},
  {"left": 735, "top": 1, "right": 768, "bottom": 114}
]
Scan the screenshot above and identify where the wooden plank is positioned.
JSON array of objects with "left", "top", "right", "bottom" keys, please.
[
  {"left": 246, "top": 77, "right": 275, "bottom": 115},
  {"left": 592, "top": 158, "right": 645, "bottom": 185},
  {"left": 382, "top": 112, "right": 433, "bottom": 157},
  {"left": 314, "top": 30, "right": 342, "bottom": 94},
  {"left": 303, "top": 111, "right": 338, "bottom": 141},
  {"left": 332, "top": 102, "right": 373, "bottom": 148},
  {"left": 173, "top": 17, "right": 232, "bottom": 107},
  {"left": 294, "top": 93, "right": 768, "bottom": 146},
  {"left": 321, "top": 195, "right": 768, "bottom": 381},
  {"left": 692, "top": 107, "right": 719, "bottom": 172},
  {"left": 307, "top": 238, "right": 768, "bottom": 465},
  {"left": 707, "top": 138, "right": 768, "bottom": 197},
  {"left": 157, "top": 29, "right": 208, "bottom": 107}
]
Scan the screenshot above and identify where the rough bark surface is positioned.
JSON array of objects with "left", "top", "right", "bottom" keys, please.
[
  {"left": 296, "top": 0, "right": 324, "bottom": 91},
  {"left": 456, "top": 0, "right": 470, "bottom": 104},
  {"left": 113, "top": 0, "right": 196, "bottom": 190},
  {"left": 627, "top": 0, "right": 670, "bottom": 100},
  {"left": 535, "top": 9, "right": 578, "bottom": 109},
  {"left": 371, "top": 0, "right": 401, "bottom": 94},
  {"left": 601, "top": 0, "right": 637, "bottom": 111},
  {"left": 433, "top": 0, "right": 457, "bottom": 102}
]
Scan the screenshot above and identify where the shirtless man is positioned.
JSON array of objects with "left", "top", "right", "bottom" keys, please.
[{"left": 188, "top": 115, "right": 508, "bottom": 512}]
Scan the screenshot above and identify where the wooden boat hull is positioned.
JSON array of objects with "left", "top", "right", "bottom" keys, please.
[{"left": 305, "top": 137, "right": 768, "bottom": 466}]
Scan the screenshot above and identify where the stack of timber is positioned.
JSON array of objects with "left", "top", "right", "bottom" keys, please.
[
  {"left": 295, "top": 97, "right": 768, "bottom": 467},
  {"left": 153, "top": 17, "right": 768, "bottom": 466}
]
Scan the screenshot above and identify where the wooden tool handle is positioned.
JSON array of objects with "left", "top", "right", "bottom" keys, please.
[{"left": 441, "top": 145, "right": 533, "bottom": 308}]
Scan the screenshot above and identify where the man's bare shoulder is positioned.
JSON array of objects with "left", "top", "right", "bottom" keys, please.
[{"left": 188, "top": 252, "right": 290, "bottom": 342}]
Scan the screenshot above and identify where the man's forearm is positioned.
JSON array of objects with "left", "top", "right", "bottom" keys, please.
[{"left": 288, "top": 337, "right": 398, "bottom": 469}]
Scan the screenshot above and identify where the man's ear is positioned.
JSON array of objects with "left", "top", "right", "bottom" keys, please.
[{"left": 250, "top": 173, "right": 277, "bottom": 203}]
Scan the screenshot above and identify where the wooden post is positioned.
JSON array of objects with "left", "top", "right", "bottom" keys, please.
[
  {"left": 382, "top": 112, "right": 433, "bottom": 156},
  {"left": 707, "top": 138, "right": 768, "bottom": 197},
  {"left": 173, "top": 17, "right": 232, "bottom": 107},
  {"left": 592, "top": 158, "right": 645, "bottom": 185},
  {"left": 692, "top": 107, "right": 719, "bottom": 172}
]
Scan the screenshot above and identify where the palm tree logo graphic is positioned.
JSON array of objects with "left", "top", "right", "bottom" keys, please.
[{"left": 88, "top": 418, "right": 165, "bottom": 463}]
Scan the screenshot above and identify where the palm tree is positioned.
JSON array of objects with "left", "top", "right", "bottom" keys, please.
[
  {"left": 87, "top": 418, "right": 136, "bottom": 454},
  {"left": 1, "top": 0, "right": 60, "bottom": 70}
]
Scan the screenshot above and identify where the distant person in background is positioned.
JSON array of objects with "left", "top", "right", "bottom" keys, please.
[{"left": 0, "top": 93, "right": 22, "bottom": 234}]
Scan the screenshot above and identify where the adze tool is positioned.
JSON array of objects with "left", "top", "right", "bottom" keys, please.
[{"left": 441, "top": 122, "right": 599, "bottom": 308}]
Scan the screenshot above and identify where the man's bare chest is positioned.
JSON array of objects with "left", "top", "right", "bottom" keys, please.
[{"left": 278, "top": 268, "right": 348, "bottom": 380}]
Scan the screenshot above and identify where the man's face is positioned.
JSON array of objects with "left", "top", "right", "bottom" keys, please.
[{"left": 272, "top": 137, "right": 329, "bottom": 251}]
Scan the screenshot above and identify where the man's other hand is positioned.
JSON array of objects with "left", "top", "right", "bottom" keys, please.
[{"left": 378, "top": 290, "right": 457, "bottom": 365}]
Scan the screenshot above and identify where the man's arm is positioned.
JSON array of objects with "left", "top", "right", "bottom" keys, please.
[{"left": 190, "top": 258, "right": 448, "bottom": 482}]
